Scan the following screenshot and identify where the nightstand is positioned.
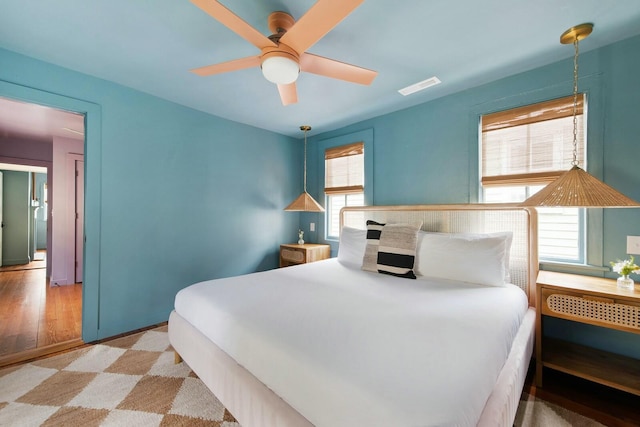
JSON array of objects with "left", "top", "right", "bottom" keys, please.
[
  {"left": 536, "top": 270, "right": 640, "bottom": 396},
  {"left": 279, "top": 243, "right": 330, "bottom": 268}
]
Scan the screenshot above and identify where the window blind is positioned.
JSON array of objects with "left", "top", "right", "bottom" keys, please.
[
  {"left": 325, "top": 142, "right": 364, "bottom": 195},
  {"left": 481, "top": 94, "right": 585, "bottom": 187}
]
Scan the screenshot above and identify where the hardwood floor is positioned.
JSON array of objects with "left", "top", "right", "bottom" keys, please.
[{"left": 0, "top": 252, "right": 82, "bottom": 367}]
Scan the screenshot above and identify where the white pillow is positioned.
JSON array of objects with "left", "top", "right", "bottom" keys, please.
[
  {"left": 337, "top": 226, "right": 367, "bottom": 268},
  {"left": 415, "top": 231, "right": 512, "bottom": 287},
  {"left": 444, "top": 231, "right": 513, "bottom": 283}
]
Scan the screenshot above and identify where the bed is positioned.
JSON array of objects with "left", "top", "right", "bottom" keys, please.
[{"left": 169, "top": 204, "right": 538, "bottom": 426}]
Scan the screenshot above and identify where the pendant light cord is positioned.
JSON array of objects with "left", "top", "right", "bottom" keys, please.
[
  {"left": 303, "top": 127, "right": 308, "bottom": 192},
  {"left": 571, "top": 38, "right": 579, "bottom": 167}
]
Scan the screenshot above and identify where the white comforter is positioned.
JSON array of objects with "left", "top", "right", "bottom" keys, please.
[{"left": 174, "top": 258, "right": 528, "bottom": 427}]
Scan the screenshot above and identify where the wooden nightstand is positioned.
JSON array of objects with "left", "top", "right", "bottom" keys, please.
[
  {"left": 536, "top": 270, "right": 640, "bottom": 396},
  {"left": 279, "top": 243, "right": 330, "bottom": 268}
]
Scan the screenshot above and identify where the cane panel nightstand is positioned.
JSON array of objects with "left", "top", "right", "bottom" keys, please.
[
  {"left": 536, "top": 270, "right": 640, "bottom": 396},
  {"left": 279, "top": 243, "right": 330, "bottom": 268}
]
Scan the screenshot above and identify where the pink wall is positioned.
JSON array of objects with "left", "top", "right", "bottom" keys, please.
[
  {"left": 0, "top": 137, "right": 53, "bottom": 162},
  {"left": 51, "top": 136, "right": 84, "bottom": 285}
]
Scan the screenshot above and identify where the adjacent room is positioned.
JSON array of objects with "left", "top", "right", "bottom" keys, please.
[
  {"left": 0, "top": 0, "right": 639, "bottom": 425},
  {"left": 0, "top": 99, "right": 85, "bottom": 363}
]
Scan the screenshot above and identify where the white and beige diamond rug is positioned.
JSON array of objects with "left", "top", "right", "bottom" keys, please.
[
  {"left": 0, "top": 325, "right": 239, "bottom": 426},
  {"left": 0, "top": 325, "right": 606, "bottom": 427}
]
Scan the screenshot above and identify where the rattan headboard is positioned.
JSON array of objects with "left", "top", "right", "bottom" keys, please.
[{"left": 340, "top": 204, "right": 538, "bottom": 305}]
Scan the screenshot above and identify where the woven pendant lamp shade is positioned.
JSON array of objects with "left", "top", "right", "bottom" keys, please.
[
  {"left": 284, "top": 125, "right": 325, "bottom": 212},
  {"left": 522, "top": 165, "right": 640, "bottom": 207},
  {"left": 284, "top": 191, "right": 325, "bottom": 211}
]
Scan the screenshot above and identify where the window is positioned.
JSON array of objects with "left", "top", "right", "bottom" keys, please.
[
  {"left": 480, "top": 95, "right": 586, "bottom": 263},
  {"left": 325, "top": 142, "right": 365, "bottom": 238}
]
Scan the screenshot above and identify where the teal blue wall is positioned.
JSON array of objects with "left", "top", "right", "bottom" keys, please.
[
  {"left": 307, "top": 34, "right": 640, "bottom": 358},
  {"left": 1, "top": 170, "right": 31, "bottom": 265},
  {"left": 3, "top": 30, "right": 639, "bottom": 354},
  {"left": 310, "top": 34, "right": 640, "bottom": 270},
  {"left": 0, "top": 48, "right": 302, "bottom": 340}
]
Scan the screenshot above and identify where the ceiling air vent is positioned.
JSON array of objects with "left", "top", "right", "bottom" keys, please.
[{"left": 398, "top": 76, "right": 441, "bottom": 96}]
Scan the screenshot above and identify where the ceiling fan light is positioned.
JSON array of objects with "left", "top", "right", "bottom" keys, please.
[{"left": 261, "top": 56, "right": 299, "bottom": 84}]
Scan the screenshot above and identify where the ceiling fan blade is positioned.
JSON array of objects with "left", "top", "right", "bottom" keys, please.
[
  {"left": 191, "top": 55, "right": 261, "bottom": 76},
  {"left": 300, "top": 53, "right": 377, "bottom": 85},
  {"left": 278, "top": 83, "right": 298, "bottom": 106},
  {"left": 280, "top": 0, "right": 364, "bottom": 54},
  {"left": 190, "top": 0, "right": 276, "bottom": 49}
]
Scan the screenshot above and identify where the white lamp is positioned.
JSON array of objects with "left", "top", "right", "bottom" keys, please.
[{"left": 261, "top": 53, "right": 299, "bottom": 84}]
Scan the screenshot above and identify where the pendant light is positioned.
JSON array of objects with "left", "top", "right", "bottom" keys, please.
[
  {"left": 284, "top": 125, "right": 325, "bottom": 212},
  {"left": 521, "top": 23, "right": 639, "bottom": 207}
]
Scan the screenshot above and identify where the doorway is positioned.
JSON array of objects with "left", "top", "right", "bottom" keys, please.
[{"left": 0, "top": 96, "right": 86, "bottom": 366}]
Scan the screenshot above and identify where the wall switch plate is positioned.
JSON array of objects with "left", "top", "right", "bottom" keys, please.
[
  {"left": 310, "top": 223, "right": 315, "bottom": 232},
  {"left": 627, "top": 236, "right": 640, "bottom": 255}
]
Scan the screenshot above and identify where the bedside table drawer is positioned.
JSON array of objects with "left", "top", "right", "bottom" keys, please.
[
  {"left": 541, "top": 288, "right": 640, "bottom": 331},
  {"left": 279, "top": 244, "right": 330, "bottom": 268},
  {"left": 281, "top": 248, "right": 305, "bottom": 263}
]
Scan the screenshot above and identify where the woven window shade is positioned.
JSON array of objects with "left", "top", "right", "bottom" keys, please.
[
  {"left": 481, "top": 95, "right": 585, "bottom": 187},
  {"left": 482, "top": 95, "right": 583, "bottom": 131},
  {"left": 325, "top": 142, "right": 364, "bottom": 195}
]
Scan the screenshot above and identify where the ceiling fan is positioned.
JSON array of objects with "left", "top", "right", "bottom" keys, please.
[{"left": 189, "top": 0, "right": 377, "bottom": 106}]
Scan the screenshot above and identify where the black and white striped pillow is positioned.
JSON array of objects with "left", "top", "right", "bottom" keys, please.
[
  {"left": 361, "top": 220, "right": 420, "bottom": 279},
  {"left": 361, "top": 220, "right": 385, "bottom": 272},
  {"left": 377, "top": 224, "right": 419, "bottom": 279}
]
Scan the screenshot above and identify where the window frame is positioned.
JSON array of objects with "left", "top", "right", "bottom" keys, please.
[
  {"left": 326, "top": 193, "right": 365, "bottom": 239},
  {"left": 469, "top": 74, "right": 605, "bottom": 273},
  {"left": 480, "top": 95, "right": 587, "bottom": 264},
  {"left": 324, "top": 141, "right": 365, "bottom": 239},
  {"left": 315, "top": 129, "right": 374, "bottom": 245}
]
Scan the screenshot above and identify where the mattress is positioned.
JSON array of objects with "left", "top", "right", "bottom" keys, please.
[{"left": 174, "top": 258, "right": 529, "bottom": 427}]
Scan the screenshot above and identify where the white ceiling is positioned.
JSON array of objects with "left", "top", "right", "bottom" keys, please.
[{"left": 1, "top": 0, "right": 640, "bottom": 139}]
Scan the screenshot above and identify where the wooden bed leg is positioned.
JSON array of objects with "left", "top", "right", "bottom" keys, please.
[{"left": 174, "top": 351, "right": 183, "bottom": 364}]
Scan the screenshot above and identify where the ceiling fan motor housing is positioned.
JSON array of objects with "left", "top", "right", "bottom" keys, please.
[{"left": 268, "top": 11, "right": 295, "bottom": 34}]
